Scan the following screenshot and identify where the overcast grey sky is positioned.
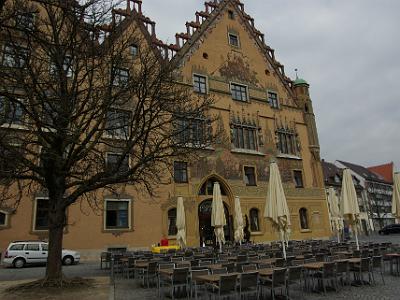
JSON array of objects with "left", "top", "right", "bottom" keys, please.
[{"left": 140, "top": 0, "right": 400, "bottom": 171}]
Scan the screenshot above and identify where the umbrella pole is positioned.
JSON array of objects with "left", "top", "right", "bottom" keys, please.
[
  {"left": 354, "top": 225, "right": 359, "bottom": 250},
  {"left": 280, "top": 230, "right": 287, "bottom": 260}
]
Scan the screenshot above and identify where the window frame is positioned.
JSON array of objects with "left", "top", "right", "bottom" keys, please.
[
  {"left": 104, "top": 108, "right": 131, "bottom": 139},
  {"left": 230, "top": 82, "right": 248, "bottom": 102},
  {"left": 167, "top": 207, "right": 177, "bottom": 236},
  {"left": 112, "top": 67, "right": 130, "bottom": 87},
  {"left": 2, "top": 44, "right": 29, "bottom": 68},
  {"left": 105, "top": 152, "right": 130, "bottom": 175},
  {"left": 103, "top": 199, "right": 132, "bottom": 231},
  {"left": 49, "top": 55, "right": 74, "bottom": 78},
  {"left": 267, "top": 90, "right": 279, "bottom": 109},
  {"left": 232, "top": 124, "right": 258, "bottom": 151},
  {"left": 293, "top": 170, "right": 304, "bottom": 188},
  {"left": 249, "top": 208, "right": 260, "bottom": 232},
  {"left": 33, "top": 197, "right": 49, "bottom": 231},
  {"left": 174, "top": 161, "right": 188, "bottom": 183},
  {"left": 192, "top": 73, "right": 208, "bottom": 94},
  {"left": 130, "top": 44, "right": 139, "bottom": 58},
  {"left": 0, "top": 97, "right": 25, "bottom": 127},
  {"left": 243, "top": 165, "right": 257, "bottom": 186},
  {"left": 0, "top": 210, "right": 9, "bottom": 227},
  {"left": 15, "top": 11, "right": 36, "bottom": 30},
  {"left": 228, "top": 32, "right": 240, "bottom": 47},
  {"left": 174, "top": 116, "right": 208, "bottom": 147},
  {"left": 299, "top": 207, "right": 309, "bottom": 230}
]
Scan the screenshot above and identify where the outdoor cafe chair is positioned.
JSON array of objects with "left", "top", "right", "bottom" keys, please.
[
  {"left": 291, "top": 259, "right": 304, "bottom": 266},
  {"left": 242, "top": 264, "right": 257, "bottom": 273},
  {"left": 205, "top": 274, "right": 238, "bottom": 300},
  {"left": 238, "top": 271, "right": 259, "bottom": 299},
  {"left": 258, "top": 263, "right": 272, "bottom": 269},
  {"left": 190, "top": 269, "right": 209, "bottom": 300},
  {"left": 350, "top": 257, "right": 372, "bottom": 285},
  {"left": 260, "top": 267, "right": 288, "bottom": 300},
  {"left": 222, "top": 262, "right": 236, "bottom": 273},
  {"left": 275, "top": 258, "right": 286, "bottom": 268},
  {"left": 211, "top": 267, "right": 228, "bottom": 275},
  {"left": 199, "top": 260, "right": 213, "bottom": 266},
  {"left": 100, "top": 252, "right": 111, "bottom": 270},
  {"left": 313, "top": 262, "right": 338, "bottom": 294},
  {"left": 286, "top": 266, "right": 303, "bottom": 297},
  {"left": 161, "top": 267, "right": 190, "bottom": 300},
  {"left": 336, "top": 260, "right": 350, "bottom": 286},
  {"left": 143, "top": 261, "right": 158, "bottom": 288},
  {"left": 371, "top": 256, "right": 385, "bottom": 285}
]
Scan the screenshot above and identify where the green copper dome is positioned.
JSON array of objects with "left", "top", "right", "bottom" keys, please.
[{"left": 293, "top": 78, "right": 309, "bottom": 86}]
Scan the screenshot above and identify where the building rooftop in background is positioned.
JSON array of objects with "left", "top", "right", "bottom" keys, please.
[
  {"left": 321, "top": 159, "right": 342, "bottom": 186},
  {"left": 367, "top": 162, "right": 394, "bottom": 184},
  {"left": 337, "top": 160, "right": 390, "bottom": 184}
]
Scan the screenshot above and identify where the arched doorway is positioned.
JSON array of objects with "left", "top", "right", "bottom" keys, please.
[
  {"left": 198, "top": 199, "right": 232, "bottom": 246},
  {"left": 197, "top": 177, "right": 233, "bottom": 246}
]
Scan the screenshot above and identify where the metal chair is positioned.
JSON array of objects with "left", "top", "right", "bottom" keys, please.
[
  {"left": 260, "top": 267, "right": 287, "bottom": 300},
  {"left": 211, "top": 267, "right": 228, "bottom": 275},
  {"left": 350, "top": 257, "right": 372, "bottom": 285},
  {"left": 222, "top": 262, "right": 236, "bottom": 273},
  {"left": 314, "top": 262, "right": 338, "bottom": 294},
  {"left": 205, "top": 274, "right": 238, "bottom": 299},
  {"left": 143, "top": 261, "right": 158, "bottom": 288},
  {"left": 371, "top": 256, "right": 385, "bottom": 285},
  {"left": 100, "top": 252, "right": 111, "bottom": 269},
  {"left": 190, "top": 269, "right": 209, "bottom": 300},
  {"left": 336, "top": 260, "right": 350, "bottom": 286},
  {"left": 242, "top": 264, "right": 257, "bottom": 273},
  {"left": 162, "top": 267, "right": 190, "bottom": 300},
  {"left": 238, "top": 272, "right": 259, "bottom": 299},
  {"left": 286, "top": 266, "right": 303, "bottom": 297}
]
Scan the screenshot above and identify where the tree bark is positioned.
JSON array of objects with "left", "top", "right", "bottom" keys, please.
[{"left": 45, "top": 202, "right": 66, "bottom": 282}]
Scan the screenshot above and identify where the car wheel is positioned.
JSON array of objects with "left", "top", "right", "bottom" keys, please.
[
  {"left": 62, "top": 256, "right": 74, "bottom": 265},
  {"left": 13, "top": 258, "right": 26, "bottom": 268}
]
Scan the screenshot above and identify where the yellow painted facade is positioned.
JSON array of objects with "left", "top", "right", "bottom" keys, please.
[{"left": 0, "top": 0, "right": 331, "bottom": 257}]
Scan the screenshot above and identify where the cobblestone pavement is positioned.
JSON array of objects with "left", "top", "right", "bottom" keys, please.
[{"left": 113, "top": 273, "right": 399, "bottom": 300}]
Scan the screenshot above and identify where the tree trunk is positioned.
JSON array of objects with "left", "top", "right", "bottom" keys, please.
[{"left": 45, "top": 204, "right": 66, "bottom": 283}]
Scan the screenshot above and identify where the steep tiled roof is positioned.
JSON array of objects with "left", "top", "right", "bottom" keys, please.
[
  {"left": 367, "top": 162, "right": 394, "bottom": 184},
  {"left": 338, "top": 160, "right": 390, "bottom": 184},
  {"left": 321, "top": 160, "right": 342, "bottom": 186}
]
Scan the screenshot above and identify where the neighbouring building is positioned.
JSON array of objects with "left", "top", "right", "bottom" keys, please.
[
  {"left": 336, "top": 160, "right": 394, "bottom": 230},
  {"left": 0, "top": 0, "right": 331, "bottom": 258},
  {"left": 368, "top": 162, "right": 394, "bottom": 184},
  {"left": 321, "top": 160, "right": 372, "bottom": 235}
]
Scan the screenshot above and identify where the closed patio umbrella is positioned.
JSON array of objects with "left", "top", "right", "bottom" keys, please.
[
  {"left": 392, "top": 173, "right": 400, "bottom": 221},
  {"left": 234, "top": 196, "right": 244, "bottom": 244},
  {"left": 340, "top": 168, "right": 360, "bottom": 250},
  {"left": 176, "top": 197, "right": 186, "bottom": 249},
  {"left": 211, "top": 182, "right": 226, "bottom": 252},
  {"left": 328, "top": 187, "right": 343, "bottom": 242},
  {"left": 264, "top": 161, "right": 291, "bottom": 259}
]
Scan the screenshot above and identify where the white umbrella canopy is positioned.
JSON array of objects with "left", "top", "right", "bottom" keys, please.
[
  {"left": 234, "top": 196, "right": 244, "bottom": 244},
  {"left": 340, "top": 168, "right": 360, "bottom": 249},
  {"left": 175, "top": 197, "right": 186, "bottom": 249},
  {"left": 328, "top": 187, "right": 343, "bottom": 242},
  {"left": 392, "top": 173, "right": 400, "bottom": 220},
  {"left": 264, "top": 161, "right": 291, "bottom": 259},
  {"left": 211, "top": 182, "right": 226, "bottom": 251}
]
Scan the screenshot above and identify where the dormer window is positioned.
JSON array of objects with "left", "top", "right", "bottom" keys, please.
[
  {"left": 228, "top": 33, "right": 239, "bottom": 47},
  {"left": 228, "top": 10, "right": 235, "bottom": 20}
]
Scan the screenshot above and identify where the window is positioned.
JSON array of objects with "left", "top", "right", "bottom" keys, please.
[
  {"left": 2, "top": 44, "right": 29, "bottom": 68},
  {"left": 130, "top": 44, "right": 138, "bottom": 57},
  {"left": 250, "top": 208, "right": 260, "bottom": 232},
  {"left": 26, "top": 244, "right": 40, "bottom": 251},
  {"left": 0, "top": 97, "right": 24, "bottom": 125},
  {"left": 168, "top": 208, "right": 177, "bottom": 236},
  {"left": 34, "top": 198, "right": 49, "bottom": 230},
  {"left": 10, "top": 244, "right": 25, "bottom": 250},
  {"left": 228, "top": 33, "right": 239, "bottom": 47},
  {"left": 106, "top": 153, "right": 129, "bottom": 174},
  {"left": 174, "top": 161, "right": 188, "bottom": 183},
  {"left": 198, "top": 178, "right": 227, "bottom": 196},
  {"left": 276, "top": 130, "right": 298, "bottom": 155},
  {"left": 228, "top": 10, "right": 235, "bottom": 20},
  {"left": 175, "top": 116, "right": 207, "bottom": 146},
  {"left": 0, "top": 212, "right": 5, "bottom": 226},
  {"left": 16, "top": 12, "right": 35, "bottom": 30},
  {"left": 232, "top": 125, "right": 257, "bottom": 150},
  {"left": 193, "top": 74, "right": 207, "bottom": 94},
  {"left": 231, "top": 83, "right": 248, "bottom": 102},
  {"left": 268, "top": 91, "right": 279, "bottom": 108},
  {"left": 105, "top": 109, "right": 130, "bottom": 138},
  {"left": 299, "top": 208, "right": 309, "bottom": 230},
  {"left": 293, "top": 170, "right": 304, "bottom": 188},
  {"left": 244, "top": 166, "right": 256, "bottom": 186},
  {"left": 50, "top": 56, "right": 73, "bottom": 77},
  {"left": 112, "top": 67, "right": 129, "bottom": 86},
  {"left": 105, "top": 200, "right": 130, "bottom": 229}
]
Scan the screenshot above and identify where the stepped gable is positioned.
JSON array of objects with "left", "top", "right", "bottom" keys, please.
[{"left": 170, "top": 0, "right": 295, "bottom": 97}]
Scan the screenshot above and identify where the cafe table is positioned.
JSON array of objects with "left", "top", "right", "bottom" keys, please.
[{"left": 384, "top": 253, "right": 400, "bottom": 275}]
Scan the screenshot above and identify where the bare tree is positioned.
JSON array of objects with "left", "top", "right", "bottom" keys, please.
[{"left": 0, "top": 0, "right": 215, "bottom": 284}]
